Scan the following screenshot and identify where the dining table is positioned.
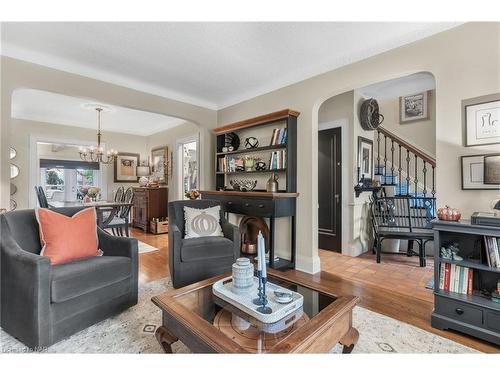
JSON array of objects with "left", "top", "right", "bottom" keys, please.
[{"left": 48, "top": 200, "right": 133, "bottom": 228}]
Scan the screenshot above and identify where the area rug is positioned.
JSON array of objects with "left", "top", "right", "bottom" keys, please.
[
  {"left": 0, "top": 278, "right": 478, "bottom": 354},
  {"left": 138, "top": 240, "right": 159, "bottom": 254}
]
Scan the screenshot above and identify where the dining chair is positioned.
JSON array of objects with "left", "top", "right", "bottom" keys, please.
[
  {"left": 102, "top": 187, "right": 134, "bottom": 237},
  {"left": 35, "top": 186, "right": 49, "bottom": 208}
]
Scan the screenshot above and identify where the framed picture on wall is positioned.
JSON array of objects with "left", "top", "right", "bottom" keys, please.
[
  {"left": 114, "top": 152, "right": 140, "bottom": 182},
  {"left": 464, "top": 96, "right": 500, "bottom": 146},
  {"left": 399, "top": 91, "right": 430, "bottom": 123},
  {"left": 151, "top": 146, "right": 169, "bottom": 185},
  {"left": 461, "top": 154, "right": 500, "bottom": 190},
  {"left": 357, "top": 136, "right": 373, "bottom": 180}
]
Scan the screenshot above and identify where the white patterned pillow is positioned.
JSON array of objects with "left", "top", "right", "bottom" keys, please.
[{"left": 184, "top": 205, "right": 224, "bottom": 239}]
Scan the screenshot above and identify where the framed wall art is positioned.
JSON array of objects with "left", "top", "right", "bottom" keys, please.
[
  {"left": 399, "top": 91, "right": 430, "bottom": 123},
  {"left": 463, "top": 94, "right": 500, "bottom": 146},
  {"left": 114, "top": 152, "right": 140, "bottom": 182},
  {"left": 357, "top": 136, "right": 374, "bottom": 180},
  {"left": 151, "top": 146, "right": 169, "bottom": 185},
  {"left": 461, "top": 153, "right": 500, "bottom": 190}
]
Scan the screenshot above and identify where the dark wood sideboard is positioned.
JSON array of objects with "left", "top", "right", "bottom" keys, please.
[{"left": 132, "top": 187, "right": 168, "bottom": 233}]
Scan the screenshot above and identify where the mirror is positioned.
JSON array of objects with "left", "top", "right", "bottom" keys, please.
[
  {"left": 10, "top": 164, "right": 19, "bottom": 179},
  {"left": 10, "top": 183, "right": 17, "bottom": 195},
  {"left": 9, "top": 147, "right": 17, "bottom": 160}
]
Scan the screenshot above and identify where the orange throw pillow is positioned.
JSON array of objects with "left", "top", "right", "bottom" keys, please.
[{"left": 36, "top": 207, "right": 100, "bottom": 265}]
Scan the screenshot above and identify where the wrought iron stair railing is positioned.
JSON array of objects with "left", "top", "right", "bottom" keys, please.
[{"left": 375, "top": 127, "right": 436, "bottom": 199}]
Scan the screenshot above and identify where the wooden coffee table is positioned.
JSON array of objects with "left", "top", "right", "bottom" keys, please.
[{"left": 151, "top": 269, "right": 359, "bottom": 353}]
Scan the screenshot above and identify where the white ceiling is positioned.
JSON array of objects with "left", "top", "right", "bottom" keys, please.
[
  {"left": 358, "top": 72, "right": 436, "bottom": 100},
  {"left": 11, "top": 89, "right": 186, "bottom": 136},
  {"left": 1, "top": 22, "right": 459, "bottom": 109}
]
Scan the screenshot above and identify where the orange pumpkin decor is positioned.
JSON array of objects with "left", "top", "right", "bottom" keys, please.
[{"left": 437, "top": 205, "right": 461, "bottom": 221}]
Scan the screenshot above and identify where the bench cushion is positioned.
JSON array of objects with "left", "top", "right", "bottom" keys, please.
[{"left": 51, "top": 256, "right": 131, "bottom": 303}]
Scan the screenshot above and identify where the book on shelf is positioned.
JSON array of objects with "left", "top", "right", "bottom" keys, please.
[
  {"left": 483, "top": 236, "right": 500, "bottom": 268},
  {"left": 440, "top": 262, "right": 473, "bottom": 295},
  {"left": 269, "top": 150, "right": 286, "bottom": 170},
  {"left": 270, "top": 128, "right": 287, "bottom": 146}
]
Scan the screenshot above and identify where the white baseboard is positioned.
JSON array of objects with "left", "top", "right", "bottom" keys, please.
[{"left": 295, "top": 253, "right": 321, "bottom": 274}]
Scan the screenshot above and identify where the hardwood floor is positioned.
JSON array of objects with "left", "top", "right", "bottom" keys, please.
[{"left": 131, "top": 228, "right": 499, "bottom": 353}]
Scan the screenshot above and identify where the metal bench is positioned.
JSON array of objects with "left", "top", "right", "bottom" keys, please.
[{"left": 370, "top": 196, "right": 436, "bottom": 267}]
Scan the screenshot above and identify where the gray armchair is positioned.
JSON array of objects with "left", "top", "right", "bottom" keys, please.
[
  {"left": 168, "top": 199, "right": 240, "bottom": 288},
  {"left": 0, "top": 207, "right": 138, "bottom": 348}
]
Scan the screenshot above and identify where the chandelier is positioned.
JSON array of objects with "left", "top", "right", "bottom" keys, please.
[{"left": 79, "top": 107, "right": 118, "bottom": 164}]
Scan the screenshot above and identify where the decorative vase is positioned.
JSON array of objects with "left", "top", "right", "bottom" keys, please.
[
  {"left": 244, "top": 158, "right": 255, "bottom": 171},
  {"left": 232, "top": 258, "right": 254, "bottom": 294},
  {"left": 266, "top": 173, "right": 279, "bottom": 192}
]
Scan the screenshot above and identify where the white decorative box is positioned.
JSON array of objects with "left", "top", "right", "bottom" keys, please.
[{"left": 212, "top": 276, "right": 303, "bottom": 325}]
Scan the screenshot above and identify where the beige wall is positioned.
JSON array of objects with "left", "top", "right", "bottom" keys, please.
[
  {"left": 10, "top": 118, "right": 150, "bottom": 208},
  {"left": 217, "top": 23, "right": 500, "bottom": 273},
  {"left": 376, "top": 90, "right": 436, "bottom": 157},
  {"left": 1, "top": 55, "right": 217, "bottom": 212}
]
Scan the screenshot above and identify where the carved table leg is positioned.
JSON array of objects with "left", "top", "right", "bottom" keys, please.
[
  {"left": 155, "top": 326, "right": 178, "bottom": 353},
  {"left": 340, "top": 327, "right": 359, "bottom": 354}
]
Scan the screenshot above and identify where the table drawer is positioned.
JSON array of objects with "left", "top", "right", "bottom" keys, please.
[
  {"left": 239, "top": 199, "right": 274, "bottom": 216},
  {"left": 435, "top": 296, "right": 483, "bottom": 326},
  {"left": 486, "top": 310, "right": 500, "bottom": 333}
]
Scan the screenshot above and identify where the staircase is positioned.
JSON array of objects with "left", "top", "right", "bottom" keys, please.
[{"left": 374, "top": 127, "right": 436, "bottom": 201}]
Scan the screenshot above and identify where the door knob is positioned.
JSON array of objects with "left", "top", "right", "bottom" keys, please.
[{"left": 334, "top": 194, "right": 340, "bottom": 204}]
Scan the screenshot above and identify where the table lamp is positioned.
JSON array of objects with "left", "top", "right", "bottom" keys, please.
[{"left": 137, "top": 164, "right": 151, "bottom": 187}]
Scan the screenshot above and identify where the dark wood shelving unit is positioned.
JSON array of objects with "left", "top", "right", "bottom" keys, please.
[
  {"left": 439, "top": 258, "right": 500, "bottom": 274},
  {"left": 203, "top": 109, "right": 299, "bottom": 271},
  {"left": 216, "top": 168, "right": 287, "bottom": 175},
  {"left": 216, "top": 144, "right": 286, "bottom": 156},
  {"left": 432, "top": 220, "right": 500, "bottom": 345}
]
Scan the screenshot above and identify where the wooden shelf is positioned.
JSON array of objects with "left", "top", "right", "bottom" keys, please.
[
  {"left": 435, "top": 290, "right": 500, "bottom": 312},
  {"left": 439, "top": 258, "right": 500, "bottom": 274},
  {"left": 216, "top": 169, "right": 287, "bottom": 175},
  {"left": 200, "top": 190, "right": 299, "bottom": 198},
  {"left": 217, "top": 144, "right": 286, "bottom": 156},
  {"left": 214, "top": 109, "right": 300, "bottom": 135}
]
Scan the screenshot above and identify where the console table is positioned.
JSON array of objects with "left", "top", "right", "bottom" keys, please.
[{"left": 201, "top": 190, "right": 298, "bottom": 270}]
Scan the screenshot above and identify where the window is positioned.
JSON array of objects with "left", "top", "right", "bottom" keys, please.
[{"left": 178, "top": 138, "right": 199, "bottom": 199}]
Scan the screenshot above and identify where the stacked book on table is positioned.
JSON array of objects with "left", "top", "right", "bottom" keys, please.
[{"left": 439, "top": 263, "right": 473, "bottom": 295}]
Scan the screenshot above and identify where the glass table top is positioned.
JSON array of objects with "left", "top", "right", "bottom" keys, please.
[{"left": 174, "top": 275, "right": 336, "bottom": 353}]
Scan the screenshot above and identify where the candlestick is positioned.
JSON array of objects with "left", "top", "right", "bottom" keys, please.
[
  {"left": 252, "top": 270, "right": 263, "bottom": 305},
  {"left": 258, "top": 231, "right": 266, "bottom": 279},
  {"left": 256, "top": 277, "right": 272, "bottom": 314}
]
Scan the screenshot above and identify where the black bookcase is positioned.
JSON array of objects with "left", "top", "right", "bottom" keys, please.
[
  {"left": 431, "top": 220, "right": 500, "bottom": 345},
  {"left": 214, "top": 110, "right": 298, "bottom": 193}
]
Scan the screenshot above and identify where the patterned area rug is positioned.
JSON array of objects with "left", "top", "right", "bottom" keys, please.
[
  {"left": 0, "top": 278, "right": 478, "bottom": 354},
  {"left": 137, "top": 240, "right": 159, "bottom": 254}
]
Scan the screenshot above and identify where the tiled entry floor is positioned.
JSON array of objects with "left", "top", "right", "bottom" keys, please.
[{"left": 319, "top": 250, "right": 434, "bottom": 303}]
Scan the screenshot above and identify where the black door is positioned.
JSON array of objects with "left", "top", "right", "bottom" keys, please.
[{"left": 318, "top": 127, "right": 342, "bottom": 252}]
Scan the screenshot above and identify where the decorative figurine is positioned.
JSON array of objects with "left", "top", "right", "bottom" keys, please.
[
  {"left": 245, "top": 136, "right": 259, "bottom": 149},
  {"left": 255, "top": 161, "right": 266, "bottom": 171}
]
